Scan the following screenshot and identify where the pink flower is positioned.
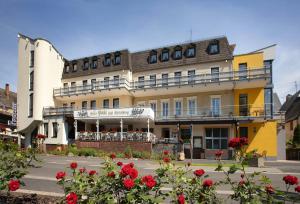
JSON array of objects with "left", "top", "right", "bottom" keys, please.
[
  {"left": 265, "top": 184, "right": 275, "bottom": 194},
  {"left": 194, "top": 169, "right": 205, "bottom": 177}
]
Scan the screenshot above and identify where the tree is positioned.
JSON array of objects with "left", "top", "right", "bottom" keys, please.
[{"left": 293, "top": 124, "right": 300, "bottom": 144}]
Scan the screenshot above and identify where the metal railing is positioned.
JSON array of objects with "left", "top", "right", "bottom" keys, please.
[{"left": 53, "top": 68, "right": 270, "bottom": 97}]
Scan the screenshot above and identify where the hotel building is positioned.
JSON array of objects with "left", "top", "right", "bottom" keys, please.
[{"left": 17, "top": 34, "right": 278, "bottom": 159}]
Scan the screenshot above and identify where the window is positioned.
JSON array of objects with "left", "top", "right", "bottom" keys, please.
[
  {"left": 207, "top": 41, "right": 219, "bottom": 55},
  {"left": 70, "top": 82, "right": 76, "bottom": 93},
  {"left": 29, "top": 93, "right": 33, "bottom": 117},
  {"left": 162, "top": 101, "right": 169, "bottom": 117},
  {"left": 239, "top": 63, "right": 247, "bottom": 80},
  {"left": 65, "top": 65, "right": 70, "bottom": 73},
  {"left": 63, "top": 103, "right": 67, "bottom": 107},
  {"left": 150, "top": 75, "right": 156, "bottom": 87},
  {"left": 264, "top": 88, "right": 272, "bottom": 118},
  {"left": 114, "top": 52, "right": 121, "bottom": 65},
  {"left": 71, "top": 82, "right": 76, "bottom": 87},
  {"left": 211, "top": 96, "right": 221, "bottom": 117},
  {"left": 205, "top": 128, "right": 228, "bottom": 149},
  {"left": 63, "top": 83, "right": 68, "bottom": 88},
  {"left": 211, "top": 67, "right": 219, "bottom": 82},
  {"left": 113, "top": 98, "right": 119, "bottom": 108},
  {"left": 43, "top": 123, "right": 48, "bottom": 137},
  {"left": 104, "top": 77, "right": 109, "bottom": 88},
  {"left": 188, "top": 97, "right": 196, "bottom": 115},
  {"left": 82, "top": 101, "right": 88, "bottom": 109},
  {"left": 29, "top": 71, "right": 34, "bottom": 90},
  {"left": 150, "top": 101, "right": 157, "bottom": 116},
  {"left": 186, "top": 46, "right": 196, "bottom": 58},
  {"left": 188, "top": 70, "right": 195, "bottom": 84},
  {"left": 52, "top": 122, "right": 58, "bottom": 138},
  {"left": 137, "top": 101, "right": 146, "bottom": 107},
  {"left": 162, "top": 73, "right": 168, "bottom": 86},
  {"left": 239, "top": 94, "right": 248, "bottom": 116},
  {"left": 161, "top": 48, "right": 169, "bottom": 62},
  {"left": 175, "top": 99, "right": 182, "bottom": 116},
  {"left": 114, "top": 75, "right": 119, "bottom": 87},
  {"left": 239, "top": 127, "right": 248, "bottom": 138},
  {"left": 83, "top": 61, "right": 89, "bottom": 70},
  {"left": 91, "top": 79, "right": 96, "bottom": 89},
  {"left": 138, "top": 76, "right": 144, "bottom": 88},
  {"left": 104, "top": 54, "right": 111, "bottom": 66},
  {"left": 173, "top": 46, "right": 182, "bottom": 60},
  {"left": 149, "top": 50, "right": 157, "bottom": 64},
  {"left": 73, "top": 63, "right": 77, "bottom": 72},
  {"left": 82, "top": 80, "right": 88, "bottom": 86},
  {"left": 103, "top": 99, "right": 109, "bottom": 109},
  {"left": 30, "top": 50, "right": 34, "bottom": 67},
  {"left": 90, "top": 100, "right": 96, "bottom": 109},
  {"left": 174, "top": 71, "right": 181, "bottom": 85},
  {"left": 92, "top": 59, "right": 97, "bottom": 69}
]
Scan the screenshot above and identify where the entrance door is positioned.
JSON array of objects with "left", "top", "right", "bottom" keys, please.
[
  {"left": 239, "top": 63, "right": 247, "bottom": 79},
  {"left": 193, "top": 136, "right": 204, "bottom": 159},
  {"left": 181, "top": 128, "right": 191, "bottom": 158},
  {"left": 239, "top": 94, "right": 248, "bottom": 116}
]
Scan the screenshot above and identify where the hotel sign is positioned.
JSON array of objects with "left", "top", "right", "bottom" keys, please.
[{"left": 74, "top": 107, "right": 154, "bottom": 120}]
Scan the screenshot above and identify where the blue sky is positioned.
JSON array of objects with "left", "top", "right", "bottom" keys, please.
[{"left": 0, "top": 0, "right": 300, "bottom": 102}]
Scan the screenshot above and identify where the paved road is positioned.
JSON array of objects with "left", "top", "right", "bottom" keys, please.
[{"left": 21, "top": 155, "right": 300, "bottom": 197}]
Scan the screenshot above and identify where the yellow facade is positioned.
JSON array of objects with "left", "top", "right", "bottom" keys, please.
[{"left": 233, "top": 52, "right": 277, "bottom": 158}]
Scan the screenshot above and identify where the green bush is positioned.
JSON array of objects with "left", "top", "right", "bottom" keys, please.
[
  {"left": 293, "top": 125, "right": 300, "bottom": 144},
  {"left": 132, "top": 151, "right": 151, "bottom": 159},
  {"left": 124, "top": 146, "right": 132, "bottom": 158},
  {"left": 77, "top": 148, "right": 97, "bottom": 157}
]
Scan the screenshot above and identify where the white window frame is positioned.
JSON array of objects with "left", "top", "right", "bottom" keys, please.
[
  {"left": 161, "top": 99, "right": 170, "bottom": 117},
  {"left": 210, "top": 95, "right": 222, "bottom": 116},
  {"left": 149, "top": 100, "right": 157, "bottom": 116},
  {"left": 161, "top": 73, "right": 169, "bottom": 87},
  {"left": 210, "top": 66, "right": 220, "bottom": 81},
  {"left": 187, "top": 96, "right": 197, "bottom": 115},
  {"left": 174, "top": 98, "right": 183, "bottom": 116}
]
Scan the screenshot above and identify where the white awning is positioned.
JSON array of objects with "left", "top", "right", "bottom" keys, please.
[{"left": 74, "top": 107, "right": 155, "bottom": 121}]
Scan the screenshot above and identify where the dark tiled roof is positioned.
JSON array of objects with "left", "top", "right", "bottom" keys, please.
[
  {"left": 131, "top": 36, "right": 233, "bottom": 72},
  {"left": 62, "top": 49, "right": 130, "bottom": 79},
  {"left": 280, "top": 91, "right": 300, "bottom": 122},
  {"left": 0, "top": 88, "right": 17, "bottom": 110}
]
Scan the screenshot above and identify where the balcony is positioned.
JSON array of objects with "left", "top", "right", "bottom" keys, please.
[{"left": 43, "top": 106, "right": 75, "bottom": 116}]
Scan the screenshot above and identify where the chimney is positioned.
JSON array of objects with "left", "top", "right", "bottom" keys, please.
[
  {"left": 286, "top": 94, "right": 292, "bottom": 102},
  {"left": 5, "top": 83, "right": 9, "bottom": 97}
]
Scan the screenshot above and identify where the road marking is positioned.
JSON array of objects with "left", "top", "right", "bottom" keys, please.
[
  {"left": 47, "top": 161, "right": 67, "bottom": 165},
  {"left": 88, "top": 164, "right": 104, "bottom": 167},
  {"left": 17, "top": 189, "right": 64, "bottom": 197},
  {"left": 24, "top": 175, "right": 56, "bottom": 181}
]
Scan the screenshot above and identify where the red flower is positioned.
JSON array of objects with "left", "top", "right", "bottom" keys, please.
[
  {"left": 79, "top": 168, "right": 86, "bottom": 174},
  {"left": 283, "top": 175, "right": 298, "bottom": 185},
  {"left": 163, "top": 150, "right": 169, "bottom": 155},
  {"left": 8, "top": 180, "right": 20, "bottom": 191},
  {"left": 70, "top": 162, "right": 78, "bottom": 169},
  {"left": 108, "top": 171, "right": 115, "bottom": 178},
  {"left": 142, "top": 175, "right": 156, "bottom": 189},
  {"left": 295, "top": 185, "right": 300, "bottom": 193},
  {"left": 178, "top": 194, "right": 185, "bottom": 204},
  {"left": 56, "top": 171, "right": 66, "bottom": 180},
  {"left": 117, "top": 161, "right": 123, "bottom": 166},
  {"left": 129, "top": 168, "right": 138, "bottom": 179},
  {"left": 120, "top": 164, "right": 133, "bottom": 176},
  {"left": 129, "top": 162, "right": 134, "bottom": 168},
  {"left": 123, "top": 178, "right": 135, "bottom": 190},
  {"left": 36, "top": 134, "right": 46, "bottom": 139},
  {"left": 265, "top": 184, "right": 275, "bottom": 194},
  {"left": 215, "top": 150, "right": 223, "bottom": 158},
  {"left": 203, "top": 179, "right": 213, "bottom": 188},
  {"left": 110, "top": 153, "right": 116, "bottom": 160},
  {"left": 240, "top": 137, "right": 248, "bottom": 146},
  {"left": 66, "top": 192, "right": 78, "bottom": 204},
  {"left": 194, "top": 169, "right": 205, "bottom": 177},
  {"left": 89, "top": 170, "right": 97, "bottom": 176},
  {"left": 163, "top": 157, "right": 170, "bottom": 163}
]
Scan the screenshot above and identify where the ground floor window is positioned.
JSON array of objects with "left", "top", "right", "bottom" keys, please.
[
  {"left": 205, "top": 128, "right": 228, "bottom": 149},
  {"left": 239, "top": 127, "right": 248, "bottom": 138},
  {"left": 43, "top": 123, "right": 48, "bottom": 137},
  {"left": 52, "top": 122, "right": 58, "bottom": 138}
]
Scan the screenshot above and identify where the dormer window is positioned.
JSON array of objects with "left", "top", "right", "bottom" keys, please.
[
  {"left": 83, "top": 60, "right": 89, "bottom": 70},
  {"left": 149, "top": 50, "right": 157, "bottom": 64},
  {"left": 72, "top": 63, "right": 77, "bottom": 72},
  {"left": 92, "top": 59, "right": 97, "bottom": 69},
  {"left": 161, "top": 48, "right": 169, "bottom": 62},
  {"left": 173, "top": 46, "right": 182, "bottom": 60},
  {"left": 114, "top": 52, "right": 121, "bottom": 65},
  {"left": 186, "top": 44, "right": 196, "bottom": 58},
  {"left": 207, "top": 40, "right": 220, "bottom": 55},
  {"left": 104, "top": 54, "right": 111, "bottom": 66},
  {"left": 65, "top": 65, "right": 70, "bottom": 73}
]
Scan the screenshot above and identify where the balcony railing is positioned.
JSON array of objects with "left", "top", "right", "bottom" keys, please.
[
  {"left": 43, "top": 106, "right": 75, "bottom": 116},
  {"left": 53, "top": 68, "right": 270, "bottom": 97}
]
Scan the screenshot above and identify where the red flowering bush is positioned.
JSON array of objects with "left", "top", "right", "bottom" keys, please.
[
  {"left": 228, "top": 137, "right": 248, "bottom": 149},
  {"left": 295, "top": 185, "right": 300, "bottom": 193},
  {"left": 123, "top": 178, "right": 135, "bottom": 190},
  {"left": 66, "top": 192, "right": 78, "bottom": 204}
]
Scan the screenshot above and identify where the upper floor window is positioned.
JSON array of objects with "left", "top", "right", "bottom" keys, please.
[
  {"left": 150, "top": 75, "right": 156, "bottom": 87},
  {"left": 29, "top": 71, "right": 34, "bottom": 91},
  {"left": 29, "top": 93, "right": 33, "bottom": 117},
  {"left": 90, "top": 100, "right": 97, "bottom": 110},
  {"left": 149, "top": 50, "right": 157, "bottom": 64},
  {"left": 207, "top": 40, "right": 220, "bottom": 55},
  {"left": 104, "top": 54, "right": 111, "bottom": 66},
  {"left": 162, "top": 73, "right": 168, "bottom": 86},
  {"left": 65, "top": 65, "right": 70, "bottom": 73},
  {"left": 83, "top": 60, "right": 89, "bottom": 70},
  {"left": 72, "top": 63, "right": 77, "bottom": 72},
  {"left": 104, "top": 77, "right": 109, "bottom": 88},
  {"left": 173, "top": 46, "right": 182, "bottom": 60},
  {"left": 186, "top": 45, "right": 196, "bottom": 58},
  {"left": 30, "top": 50, "right": 34, "bottom": 67},
  {"left": 92, "top": 58, "right": 97, "bottom": 69},
  {"left": 114, "top": 52, "right": 121, "bottom": 65},
  {"left": 114, "top": 75, "right": 120, "bottom": 86},
  {"left": 82, "top": 101, "right": 88, "bottom": 109},
  {"left": 174, "top": 71, "right": 182, "bottom": 85},
  {"left": 138, "top": 76, "right": 145, "bottom": 88},
  {"left": 103, "top": 99, "right": 109, "bottom": 109},
  {"left": 188, "top": 70, "right": 196, "bottom": 84},
  {"left": 82, "top": 80, "right": 88, "bottom": 86},
  {"left": 161, "top": 48, "right": 169, "bottom": 62},
  {"left": 113, "top": 98, "right": 119, "bottom": 108}
]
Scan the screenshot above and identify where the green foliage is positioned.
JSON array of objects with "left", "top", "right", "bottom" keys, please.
[
  {"left": 77, "top": 148, "right": 97, "bottom": 157},
  {"left": 124, "top": 145, "right": 133, "bottom": 158},
  {"left": 293, "top": 125, "right": 300, "bottom": 144}
]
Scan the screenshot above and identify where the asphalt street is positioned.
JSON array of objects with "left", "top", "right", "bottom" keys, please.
[{"left": 20, "top": 155, "right": 300, "bottom": 200}]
